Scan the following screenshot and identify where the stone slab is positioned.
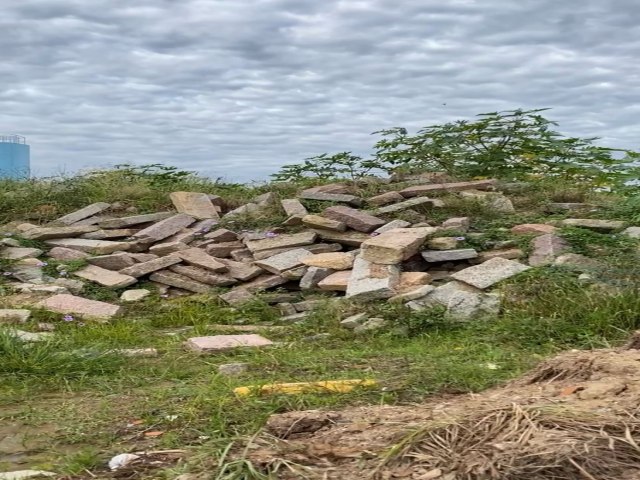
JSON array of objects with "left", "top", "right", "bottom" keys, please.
[
  {"left": 400, "top": 179, "right": 497, "bottom": 198},
  {"left": 422, "top": 248, "right": 478, "bottom": 262},
  {"left": 169, "top": 265, "right": 237, "bottom": 286},
  {"left": 374, "top": 219, "right": 411, "bottom": 234},
  {"left": 149, "top": 270, "right": 211, "bottom": 293},
  {"left": 148, "top": 241, "right": 189, "bottom": 256},
  {"left": 302, "top": 252, "right": 355, "bottom": 270},
  {"left": 79, "top": 228, "right": 138, "bottom": 240},
  {"left": 451, "top": 257, "right": 530, "bottom": 289},
  {"left": 206, "top": 241, "right": 245, "bottom": 257},
  {"left": 300, "top": 266, "right": 335, "bottom": 290},
  {"left": 74, "top": 265, "right": 137, "bottom": 288},
  {"left": 281, "top": 198, "right": 308, "bottom": 217},
  {"left": 441, "top": 217, "right": 470, "bottom": 231},
  {"left": 301, "top": 215, "right": 346, "bottom": 232},
  {"left": 361, "top": 227, "right": 436, "bottom": 264},
  {"left": 175, "top": 247, "right": 227, "bottom": 272},
  {"left": 119, "top": 255, "right": 182, "bottom": 278},
  {"left": 37, "top": 294, "right": 122, "bottom": 319},
  {"left": 317, "top": 270, "right": 352, "bottom": 291},
  {"left": 346, "top": 256, "right": 400, "bottom": 300},
  {"left": 120, "top": 289, "right": 151, "bottom": 302},
  {"left": 561, "top": 218, "right": 626, "bottom": 232},
  {"left": 528, "top": 234, "right": 569, "bottom": 267},
  {"left": 311, "top": 230, "right": 370, "bottom": 247},
  {"left": 0, "top": 247, "right": 43, "bottom": 260},
  {"left": 98, "top": 212, "right": 174, "bottom": 229},
  {"left": 298, "top": 191, "right": 363, "bottom": 207},
  {"left": 52, "top": 202, "right": 111, "bottom": 226},
  {"left": 23, "top": 225, "right": 99, "bottom": 240},
  {"left": 322, "top": 206, "right": 385, "bottom": 233},
  {"left": 185, "top": 334, "right": 273, "bottom": 353},
  {"left": 170, "top": 191, "right": 220, "bottom": 220},
  {"left": 219, "top": 288, "right": 257, "bottom": 306},
  {"left": 88, "top": 252, "right": 135, "bottom": 270},
  {"left": 242, "top": 274, "right": 288, "bottom": 292},
  {"left": 511, "top": 224, "right": 557, "bottom": 235},
  {"left": 45, "top": 238, "right": 131, "bottom": 255},
  {"left": 133, "top": 214, "right": 196, "bottom": 242},
  {"left": 374, "top": 197, "right": 443, "bottom": 215},
  {"left": 216, "top": 258, "right": 264, "bottom": 281},
  {"left": 245, "top": 231, "right": 317, "bottom": 253},
  {"left": 0, "top": 309, "right": 31, "bottom": 323},
  {"left": 367, "top": 191, "right": 404, "bottom": 207},
  {"left": 254, "top": 248, "right": 313, "bottom": 274},
  {"left": 204, "top": 228, "right": 238, "bottom": 243}
]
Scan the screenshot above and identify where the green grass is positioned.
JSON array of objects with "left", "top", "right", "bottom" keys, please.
[{"left": 1, "top": 168, "right": 640, "bottom": 477}]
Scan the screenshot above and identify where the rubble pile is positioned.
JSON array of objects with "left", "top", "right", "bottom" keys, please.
[{"left": 0, "top": 177, "right": 635, "bottom": 330}]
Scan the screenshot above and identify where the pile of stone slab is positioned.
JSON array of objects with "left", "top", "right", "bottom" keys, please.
[{"left": 1, "top": 178, "right": 634, "bottom": 323}]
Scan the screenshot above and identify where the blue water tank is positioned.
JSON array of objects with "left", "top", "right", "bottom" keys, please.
[{"left": 0, "top": 135, "right": 30, "bottom": 179}]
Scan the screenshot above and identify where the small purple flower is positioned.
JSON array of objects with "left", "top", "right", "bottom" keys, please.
[
  {"left": 2, "top": 272, "right": 12, "bottom": 276},
  {"left": 63, "top": 314, "right": 74, "bottom": 322},
  {"left": 264, "top": 232, "right": 277, "bottom": 238},
  {"left": 455, "top": 237, "right": 466, "bottom": 241},
  {"left": 36, "top": 261, "right": 48, "bottom": 267},
  {"left": 59, "top": 271, "right": 68, "bottom": 277}
]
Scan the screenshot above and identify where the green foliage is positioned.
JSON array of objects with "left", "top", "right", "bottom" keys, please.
[
  {"left": 272, "top": 152, "right": 380, "bottom": 182},
  {"left": 272, "top": 109, "right": 640, "bottom": 188},
  {"left": 560, "top": 226, "right": 637, "bottom": 257}
]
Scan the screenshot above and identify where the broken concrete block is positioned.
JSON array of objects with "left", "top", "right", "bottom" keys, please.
[
  {"left": 374, "top": 219, "right": 411, "bottom": 234},
  {"left": 169, "top": 265, "right": 237, "bottom": 286},
  {"left": 298, "top": 191, "right": 363, "bottom": 207},
  {"left": 45, "top": 238, "right": 130, "bottom": 255},
  {"left": 149, "top": 270, "right": 211, "bottom": 293},
  {"left": 300, "top": 266, "right": 334, "bottom": 290},
  {"left": 451, "top": 257, "right": 530, "bottom": 289},
  {"left": 374, "top": 197, "right": 443, "bottom": 215},
  {"left": 0, "top": 309, "right": 31, "bottom": 323},
  {"left": 302, "top": 252, "right": 355, "bottom": 270},
  {"left": 204, "top": 228, "right": 238, "bottom": 243},
  {"left": 346, "top": 256, "right": 400, "bottom": 301},
  {"left": 98, "top": 212, "right": 174, "bottom": 229},
  {"left": 322, "top": 206, "right": 385, "bottom": 233},
  {"left": 170, "top": 191, "right": 220, "bottom": 220},
  {"left": 400, "top": 179, "right": 497, "bottom": 198},
  {"left": 528, "top": 234, "right": 569, "bottom": 267},
  {"left": 133, "top": 214, "right": 196, "bottom": 242},
  {"left": 219, "top": 288, "right": 257, "bottom": 306},
  {"left": 38, "top": 294, "right": 122, "bottom": 319},
  {"left": 422, "top": 248, "right": 478, "bottom": 262},
  {"left": 185, "top": 334, "right": 273, "bottom": 353},
  {"left": 120, "top": 289, "right": 151, "bottom": 302},
  {"left": 317, "top": 270, "right": 351, "bottom": 291},
  {"left": 511, "top": 224, "right": 557, "bottom": 235},
  {"left": 23, "top": 225, "right": 99, "bottom": 240},
  {"left": 0, "top": 247, "right": 43, "bottom": 260},
  {"left": 245, "top": 231, "right": 317, "bottom": 253},
  {"left": 119, "top": 255, "right": 182, "bottom": 278},
  {"left": 254, "top": 248, "right": 313, "bottom": 274},
  {"left": 52, "top": 202, "right": 111, "bottom": 225},
  {"left": 301, "top": 214, "right": 347, "bottom": 232},
  {"left": 74, "top": 265, "right": 137, "bottom": 288},
  {"left": 561, "top": 218, "right": 626, "bottom": 232},
  {"left": 367, "top": 191, "right": 404, "bottom": 207},
  {"left": 361, "top": 227, "right": 436, "bottom": 264},
  {"left": 216, "top": 258, "right": 263, "bottom": 281}
]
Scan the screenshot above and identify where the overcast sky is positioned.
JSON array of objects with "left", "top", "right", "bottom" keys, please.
[{"left": 1, "top": 0, "right": 639, "bottom": 181}]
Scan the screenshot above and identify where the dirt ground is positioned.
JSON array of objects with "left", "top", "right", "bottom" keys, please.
[{"left": 242, "top": 338, "right": 640, "bottom": 479}]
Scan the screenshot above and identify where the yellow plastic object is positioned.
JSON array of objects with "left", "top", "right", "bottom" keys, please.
[{"left": 233, "top": 379, "right": 377, "bottom": 397}]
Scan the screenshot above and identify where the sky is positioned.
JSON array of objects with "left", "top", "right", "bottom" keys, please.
[{"left": 1, "top": 0, "right": 639, "bottom": 182}]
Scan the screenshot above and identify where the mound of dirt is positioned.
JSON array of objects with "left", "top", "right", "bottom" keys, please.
[{"left": 239, "top": 339, "right": 640, "bottom": 479}]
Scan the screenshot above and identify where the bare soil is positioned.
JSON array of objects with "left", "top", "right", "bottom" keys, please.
[{"left": 242, "top": 339, "right": 640, "bottom": 479}]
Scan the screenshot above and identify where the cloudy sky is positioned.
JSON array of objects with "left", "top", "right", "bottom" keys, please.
[{"left": 1, "top": 0, "right": 639, "bottom": 181}]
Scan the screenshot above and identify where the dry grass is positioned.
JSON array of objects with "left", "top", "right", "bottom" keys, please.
[{"left": 380, "top": 403, "right": 640, "bottom": 480}]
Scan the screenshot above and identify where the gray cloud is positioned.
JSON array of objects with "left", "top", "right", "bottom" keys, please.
[{"left": 1, "top": 0, "right": 639, "bottom": 181}]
